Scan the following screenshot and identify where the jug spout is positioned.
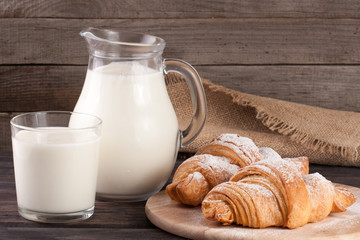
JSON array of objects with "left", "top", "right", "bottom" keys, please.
[
  {"left": 80, "top": 27, "right": 166, "bottom": 59},
  {"left": 80, "top": 29, "right": 97, "bottom": 42}
]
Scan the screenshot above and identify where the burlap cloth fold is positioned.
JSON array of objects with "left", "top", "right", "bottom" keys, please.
[{"left": 165, "top": 74, "right": 360, "bottom": 167}]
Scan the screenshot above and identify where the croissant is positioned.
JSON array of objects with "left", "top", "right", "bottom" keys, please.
[
  {"left": 202, "top": 157, "right": 356, "bottom": 229},
  {"left": 196, "top": 134, "right": 263, "bottom": 167},
  {"left": 166, "top": 134, "right": 262, "bottom": 206},
  {"left": 259, "top": 147, "right": 309, "bottom": 175}
]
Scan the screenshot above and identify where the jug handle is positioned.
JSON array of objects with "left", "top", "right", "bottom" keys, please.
[{"left": 164, "top": 58, "right": 207, "bottom": 147}]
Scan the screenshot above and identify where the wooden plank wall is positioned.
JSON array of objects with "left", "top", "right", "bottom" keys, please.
[{"left": 1, "top": 0, "right": 360, "bottom": 151}]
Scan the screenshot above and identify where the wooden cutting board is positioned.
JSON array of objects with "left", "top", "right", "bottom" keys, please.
[{"left": 145, "top": 184, "right": 360, "bottom": 240}]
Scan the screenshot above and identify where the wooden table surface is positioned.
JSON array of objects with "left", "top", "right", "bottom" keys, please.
[{"left": 1, "top": 151, "right": 360, "bottom": 240}]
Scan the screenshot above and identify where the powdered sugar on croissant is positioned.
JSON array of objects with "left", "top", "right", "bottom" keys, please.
[
  {"left": 197, "top": 134, "right": 263, "bottom": 167},
  {"left": 166, "top": 154, "right": 241, "bottom": 206},
  {"left": 166, "top": 134, "right": 262, "bottom": 206},
  {"left": 202, "top": 157, "right": 356, "bottom": 228}
]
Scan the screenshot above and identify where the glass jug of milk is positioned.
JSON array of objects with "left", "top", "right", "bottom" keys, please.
[{"left": 74, "top": 27, "right": 207, "bottom": 201}]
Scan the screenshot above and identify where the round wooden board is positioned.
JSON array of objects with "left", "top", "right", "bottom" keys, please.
[{"left": 145, "top": 184, "right": 360, "bottom": 240}]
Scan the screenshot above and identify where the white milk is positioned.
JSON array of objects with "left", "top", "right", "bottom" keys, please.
[
  {"left": 74, "top": 62, "right": 179, "bottom": 197},
  {"left": 12, "top": 129, "right": 100, "bottom": 213}
]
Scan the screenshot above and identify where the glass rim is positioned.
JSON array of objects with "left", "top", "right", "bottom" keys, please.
[{"left": 10, "top": 111, "right": 102, "bottom": 132}]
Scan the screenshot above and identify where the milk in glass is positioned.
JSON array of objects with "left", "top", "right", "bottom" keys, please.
[{"left": 12, "top": 129, "right": 100, "bottom": 213}]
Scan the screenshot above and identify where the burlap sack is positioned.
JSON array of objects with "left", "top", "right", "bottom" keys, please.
[{"left": 166, "top": 74, "right": 360, "bottom": 167}]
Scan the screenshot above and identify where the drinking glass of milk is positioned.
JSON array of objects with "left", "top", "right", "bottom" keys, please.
[
  {"left": 10, "top": 111, "right": 102, "bottom": 223},
  {"left": 74, "top": 27, "right": 207, "bottom": 201}
]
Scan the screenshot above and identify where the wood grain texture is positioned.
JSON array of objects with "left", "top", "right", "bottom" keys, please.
[
  {"left": 1, "top": 65, "right": 359, "bottom": 112},
  {"left": 0, "top": 113, "right": 13, "bottom": 152},
  {"left": 2, "top": 18, "right": 360, "bottom": 65},
  {"left": 0, "top": 228, "right": 181, "bottom": 240},
  {"left": 1, "top": 0, "right": 360, "bottom": 19},
  {"left": 0, "top": 66, "right": 85, "bottom": 112}
]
